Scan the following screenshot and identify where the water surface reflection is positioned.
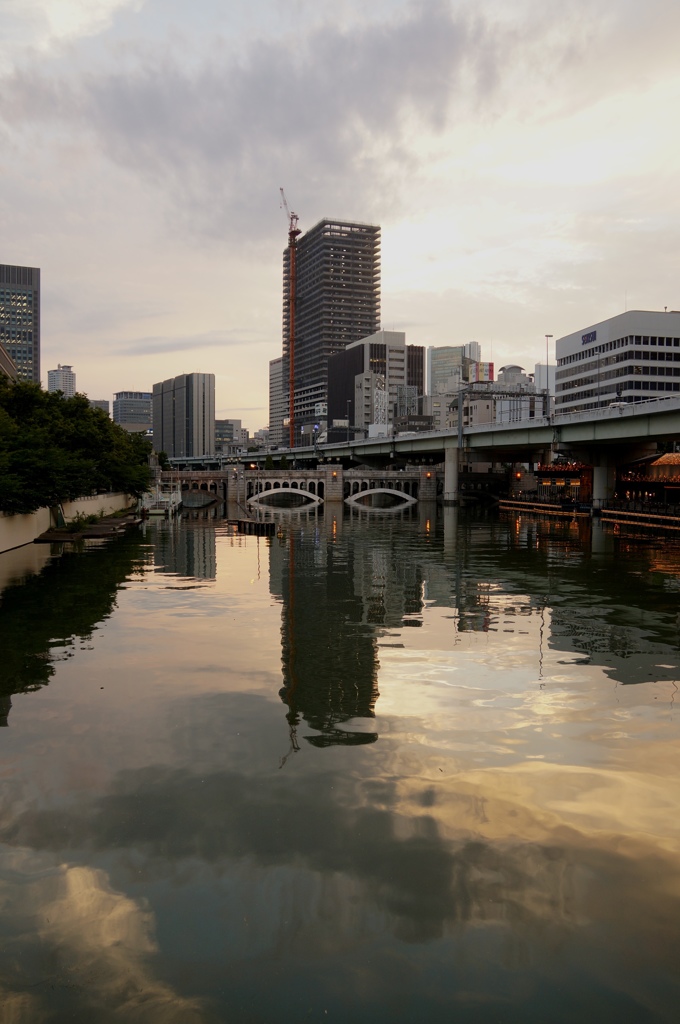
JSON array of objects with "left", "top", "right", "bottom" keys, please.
[{"left": 0, "top": 510, "right": 678, "bottom": 1021}]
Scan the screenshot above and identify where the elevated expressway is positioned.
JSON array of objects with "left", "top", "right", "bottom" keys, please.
[{"left": 256, "top": 396, "right": 680, "bottom": 505}]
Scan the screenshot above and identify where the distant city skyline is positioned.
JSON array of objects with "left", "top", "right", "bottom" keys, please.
[{"left": 1, "top": 1, "right": 679, "bottom": 427}]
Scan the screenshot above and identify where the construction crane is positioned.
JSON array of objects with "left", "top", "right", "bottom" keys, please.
[{"left": 280, "top": 188, "right": 301, "bottom": 449}]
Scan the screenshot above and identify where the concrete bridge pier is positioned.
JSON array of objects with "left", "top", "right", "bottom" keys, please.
[
  {"left": 443, "top": 441, "right": 459, "bottom": 506},
  {"left": 592, "top": 459, "right": 616, "bottom": 510},
  {"left": 419, "top": 468, "right": 437, "bottom": 502},
  {"left": 325, "top": 465, "right": 344, "bottom": 502}
]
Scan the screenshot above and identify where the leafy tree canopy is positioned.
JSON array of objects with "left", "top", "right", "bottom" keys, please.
[{"left": 0, "top": 378, "right": 152, "bottom": 514}]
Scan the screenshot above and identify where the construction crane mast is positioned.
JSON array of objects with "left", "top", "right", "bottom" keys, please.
[{"left": 280, "top": 188, "right": 301, "bottom": 448}]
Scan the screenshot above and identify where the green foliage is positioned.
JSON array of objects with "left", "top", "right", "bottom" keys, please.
[
  {"left": 157, "top": 450, "right": 171, "bottom": 471},
  {"left": 278, "top": 454, "right": 288, "bottom": 470},
  {"left": 0, "top": 378, "right": 153, "bottom": 515},
  {"left": 264, "top": 454, "right": 274, "bottom": 470}
]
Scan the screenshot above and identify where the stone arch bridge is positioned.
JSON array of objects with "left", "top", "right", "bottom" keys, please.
[{"left": 161, "top": 466, "right": 443, "bottom": 507}]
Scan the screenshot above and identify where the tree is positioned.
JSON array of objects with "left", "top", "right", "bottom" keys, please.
[
  {"left": 0, "top": 378, "right": 152, "bottom": 514},
  {"left": 157, "top": 450, "right": 171, "bottom": 471},
  {"left": 264, "top": 454, "right": 274, "bottom": 470},
  {"left": 279, "top": 454, "right": 288, "bottom": 469}
]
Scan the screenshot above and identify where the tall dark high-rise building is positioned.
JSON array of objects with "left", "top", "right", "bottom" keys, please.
[
  {"left": 283, "top": 219, "right": 380, "bottom": 434},
  {"left": 152, "top": 373, "right": 215, "bottom": 457},
  {"left": 0, "top": 264, "right": 40, "bottom": 383}
]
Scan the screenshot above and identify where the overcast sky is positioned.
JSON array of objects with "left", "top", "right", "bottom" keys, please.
[{"left": 2, "top": 0, "right": 679, "bottom": 428}]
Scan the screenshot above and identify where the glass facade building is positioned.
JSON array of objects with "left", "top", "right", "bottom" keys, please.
[{"left": 0, "top": 264, "right": 40, "bottom": 383}]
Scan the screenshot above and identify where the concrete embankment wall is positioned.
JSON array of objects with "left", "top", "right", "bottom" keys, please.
[{"left": 0, "top": 493, "right": 132, "bottom": 555}]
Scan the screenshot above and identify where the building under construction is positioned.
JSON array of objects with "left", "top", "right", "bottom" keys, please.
[{"left": 281, "top": 218, "right": 381, "bottom": 440}]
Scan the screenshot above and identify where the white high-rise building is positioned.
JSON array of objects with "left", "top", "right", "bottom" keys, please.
[{"left": 47, "top": 364, "right": 76, "bottom": 397}]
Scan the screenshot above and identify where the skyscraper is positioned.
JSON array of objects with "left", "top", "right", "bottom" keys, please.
[
  {"left": 0, "top": 264, "right": 40, "bottom": 383},
  {"left": 47, "top": 364, "right": 76, "bottom": 397},
  {"left": 268, "top": 356, "right": 285, "bottom": 447},
  {"left": 152, "top": 373, "right": 215, "bottom": 457},
  {"left": 283, "top": 219, "right": 380, "bottom": 435}
]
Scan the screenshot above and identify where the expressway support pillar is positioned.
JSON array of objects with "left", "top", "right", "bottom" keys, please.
[
  {"left": 592, "top": 458, "right": 616, "bottom": 511},
  {"left": 443, "top": 440, "right": 459, "bottom": 506}
]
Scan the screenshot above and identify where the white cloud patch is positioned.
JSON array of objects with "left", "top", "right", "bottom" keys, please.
[{"left": 0, "top": 0, "right": 141, "bottom": 70}]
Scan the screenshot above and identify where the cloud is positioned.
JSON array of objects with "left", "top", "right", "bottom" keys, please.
[
  {"left": 0, "top": 0, "right": 141, "bottom": 71},
  {"left": 0, "top": 2, "right": 497, "bottom": 239},
  {"left": 3, "top": 0, "right": 680, "bottom": 252},
  {"left": 115, "top": 329, "right": 268, "bottom": 356}
]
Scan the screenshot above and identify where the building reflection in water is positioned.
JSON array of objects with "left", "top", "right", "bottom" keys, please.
[
  {"left": 147, "top": 518, "right": 217, "bottom": 581},
  {"left": 271, "top": 520, "right": 382, "bottom": 748}
]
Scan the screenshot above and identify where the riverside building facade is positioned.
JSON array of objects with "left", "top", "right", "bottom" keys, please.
[
  {"left": 555, "top": 310, "right": 680, "bottom": 414},
  {"left": 283, "top": 219, "right": 381, "bottom": 433},
  {"left": 0, "top": 264, "right": 40, "bottom": 383}
]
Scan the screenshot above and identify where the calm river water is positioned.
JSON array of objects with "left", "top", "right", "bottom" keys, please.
[{"left": 0, "top": 507, "right": 679, "bottom": 1022}]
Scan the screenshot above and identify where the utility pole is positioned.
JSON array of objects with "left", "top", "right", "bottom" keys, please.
[{"left": 280, "top": 189, "right": 300, "bottom": 449}]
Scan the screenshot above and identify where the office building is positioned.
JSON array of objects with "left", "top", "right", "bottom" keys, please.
[
  {"left": 533, "top": 363, "right": 555, "bottom": 395},
  {"left": 555, "top": 310, "right": 680, "bottom": 413},
  {"left": 427, "top": 346, "right": 464, "bottom": 395},
  {"left": 0, "top": 345, "right": 16, "bottom": 379},
  {"left": 0, "top": 264, "right": 40, "bottom": 383},
  {"left": 448, "top": 364, "right": 540, "bottom": 429},
  {"left": 283, "top": 219, "right": 380, "bottom": 431},
  {"left": 113, "top": 391, "right": 152, "bottom": 432},
  {"left": 89, "top": 399, "right": 110, "bottom": 416},
  {"left": 427, "top": 343, "right": 492, "bottom": 395},
  {"left": 47, "top": 364, "right": 76, "bottom": 397},
  {"left": 327, "top": 330, "right": 424, "bottom": 439},
  {"left": 215, "top": 419, "right": 249, "bottom": 454},
  {"left": 152, "top": 373, "right": 215, "bottom": 457},
  {"left": 493, "top": 365, "right": 538, "bottom": 423},
  {"left": 269, "top": 356, "right": 285, "bottom": 447}
]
